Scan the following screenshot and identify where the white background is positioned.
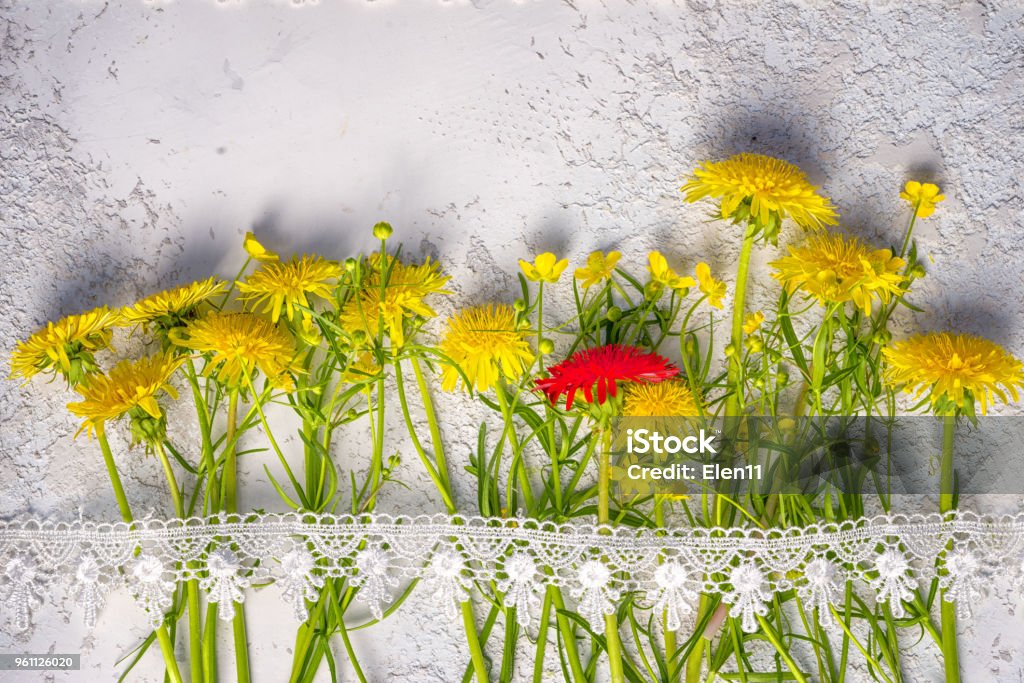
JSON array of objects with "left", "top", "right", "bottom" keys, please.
[{"left": 2, "top": 0, "right": 1024, "bottom": 680}]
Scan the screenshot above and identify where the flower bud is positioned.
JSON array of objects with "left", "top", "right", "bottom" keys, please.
[
  {"left": 724, "top": 343, "right": 737, "bottom": 358},
  {"left": 351, "top": 329, "right": 368, "bottom": 346},
  {"left": 372, "top": 221, "right": 394, "bottom": 241},
  {"left": 910, "top": 264, "right": 927, "bottom": 279},
  {"left": 539, "top": 339, "right": 555, "bottom": 355},
  {"left": 745, "top": 337, "right": 763, "bottom": 353},
  {"left": 129, "top": 410, "right": 166, "bottom": 451},
  {"left": 344, "top": 257, "right": 358, "bottom": 273},
  {"left": 753, "top": 377, "right": 765, "bottom": 390},
  {"left": 644, "top": 281, "right": 664, "bottom": 301},
  {"left": 605, "top": 306, "right": 622, "bottom": 322},
  {"left": 777, "top": 369, "right": 789, "bottom": 386},
  {"left": 872, "top": 329, "right": 892, "bottom": 345},
  {"left": 513, "top": 299, "right": 527, "bottom": 312}
]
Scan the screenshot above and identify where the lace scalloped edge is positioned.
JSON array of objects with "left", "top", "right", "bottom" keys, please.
[{"left": 2, "top": 509, "right": 1022, "bottom": 634}]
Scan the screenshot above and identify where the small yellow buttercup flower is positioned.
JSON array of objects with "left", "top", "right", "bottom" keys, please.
[
  {"left": 623, "top": 381, "right": 699, "bottom": 417},
  {"left": 10, "top": 307, "right": 123, "bottom": 386},
  {"left": 439, "top": 304, "right": 535, "bottom": 393},
  {"left": 519, "top": 252, "right": 569, "bottom": 283},
  {"left": 338, "top": 253, "right": 450, "bottom": 347},
  {"left": 243, "top": 232, "right": 279, "bottom": 263},
  {"left": 122, "top": 277, "right": 227, "bottom": 330},
  {"left": 883, "top": 332, "right": 1024, "bottom": 414},
  {"left": 743, "top": 311, "right": 765, "bottom": 335},
  {"left": 238, "top": 255, "right": 343, "bottom": 323},
  {"left": 67, "top": 352, "right": 184, "bottom": 439},
  {"left": 648, "top": 252, "right": 696, "bottom": 293},
  {"left": 695, "top": 262, "right": 726, "bottom": 309},
  {"left": 900, "top": 181, "right": 945, "bottom": 218},
  {"left": 682, "top": 153, "right": 838, "bottom": 240},
  {"left": 770, "top": 232, "right": 905, "bottom": 316},
  {"left": 172, "top": 312, "right": 298, "bottom": 391},
  {"left": 574, "top": 251, "right": 621, "bottom": 289}
]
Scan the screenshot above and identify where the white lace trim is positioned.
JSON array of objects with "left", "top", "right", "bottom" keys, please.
[{"left": 1, "top": 510, "right": 1020, "bottom": 633}]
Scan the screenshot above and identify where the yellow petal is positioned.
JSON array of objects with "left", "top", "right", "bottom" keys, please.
[
  {"left": 244, "top": 232, "right": 279, "bottom": 263},
  {"left": 551, "top": 258, "right": 569, "bottom": 280},
  {"left": 519, "top": 259, "right": 540, "bottom": 281},
  {"left": 695, "top": 262, "right": 711, "bottom": 286}
]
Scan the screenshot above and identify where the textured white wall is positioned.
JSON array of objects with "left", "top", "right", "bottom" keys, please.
[{"left": 2, "top": 0, "right": 1024, "bottom": 680}]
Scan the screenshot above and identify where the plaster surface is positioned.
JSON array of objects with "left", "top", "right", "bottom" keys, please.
[{"left": 2, "top": 0, "right": 1023, "bottom": 680}]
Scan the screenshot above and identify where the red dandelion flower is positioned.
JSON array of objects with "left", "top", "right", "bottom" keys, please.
[{"left": 535, "top": 344, "right": 679, "bottom": 410}]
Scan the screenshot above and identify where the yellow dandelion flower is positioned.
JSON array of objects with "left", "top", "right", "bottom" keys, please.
[
  {"left": 743, "top": 311, "right": 765, "bottom": 335},
  {"left": 122, "top": 277, "right": 227, "bottom": 329},
  {"left": 238, "top": 255, "right": 343, "bottom": 323},
  {"left": 10, "top": 307, "right": 123, "bottom": 385},
  {"left": 243, "top": 231, "right": 279, "bottom": 263},
  {"left": 575, "top": 251, "right": 621, "bottom": 289},
  {"left": 519, "top": 252, "right": 569, "bottom": 283},
  {"left": 439, "top": 304, "right": 535, "bottom": 393},
  {"left": 695, "top": 262, "right": 727, "bottom": 309},
  {"left": 681, "top": 153, "right": 838, "bottom": 238},
  {"left": 900, "top": 181, "right": 945, "bottom": 218},
  {"left": 883, "top": 333, "right": 1024, "bottom": 414},
  {"left": 623, "top": 381, "right": 699, "bottom": 417},
  {"left": 648, "top": 252, "right": 696, "bottom": 293},
  {"left": 338, "top": 254, "right": 450, "bottom": 347},
  {"left": 67, "top": 352, "right": 184, "bottom": 438},
  {"left": 770, "top": 232, "right": 905, "bottom": 316},
  {"left": 171, "top": 312, "right": 297, "bottom": 391}
]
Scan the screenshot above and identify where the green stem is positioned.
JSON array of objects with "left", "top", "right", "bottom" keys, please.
[
  {"left": 461, "top": 600, "right": 489, "bottom": 683},
  {"left": 939, "top": 413, "right": 960, "bottom": 683},
  {"left": 899, "top": 207, "right": 919, "bottom": 259},
  {"left": 187, "top": 580, "right": 205, "bottom": 683},
  {"left": 204, "top": 605, "right": 219, "bottom": 683},
  {"left": 724, "top": 226, "right": 756, "bottom": 420},
  {"left": 685, "top": 594, "right": 708, "bottom": 683},
  {"left": 756, "top": 616, "right": 808, "bottom": 683},
  {"left": 496, "top": 382, "right": 535, "bottom": 513},
  {"left": 225, "top": 390, "right": 239, "bottom": 513},
  {"left": 598, "top": 428, "right": 625, "bottom": 683},
  {"left": 532, "top": 589, "right": 553, "bottom": 683},
  {"left": 156, "top": 442, "right": 205, "bottom": 683},
  {"left": 549, "top": 585, "right": 588, "bottom": 683},
  {"left": 155, "top": 442, "right": 185, "bottom": 518},
  {"left": 336, "top": 594, "right": 368, "bottom": 683},
  {"left": 221, "top": 391, "right": 251, "bottom": 682},
  {"left": 156, "top": 626, "right": 185, "bottom": 683},
  {"left": 412, "top": 357, "right": 452, "bottom": 493},
  {"left": 366, "top": 372, "right": 386, "bottom": 510},
  {"left": 394, "top": 359, "right": 457, "bottom": 512},
  {"left": 939, "top": 413, "right": 956, "bottom": 515},
  {"left": 97, "top": 427, "right": 133, "bottom": 523},
  {"left": 655, "top": 499, "right": 679, "bottom": 682},
  {"left": 233, "top": 609, "right": 252, "bottom": 683},
  {"left": 96, "top": 428, "right": 183, "bottom": 683}
]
